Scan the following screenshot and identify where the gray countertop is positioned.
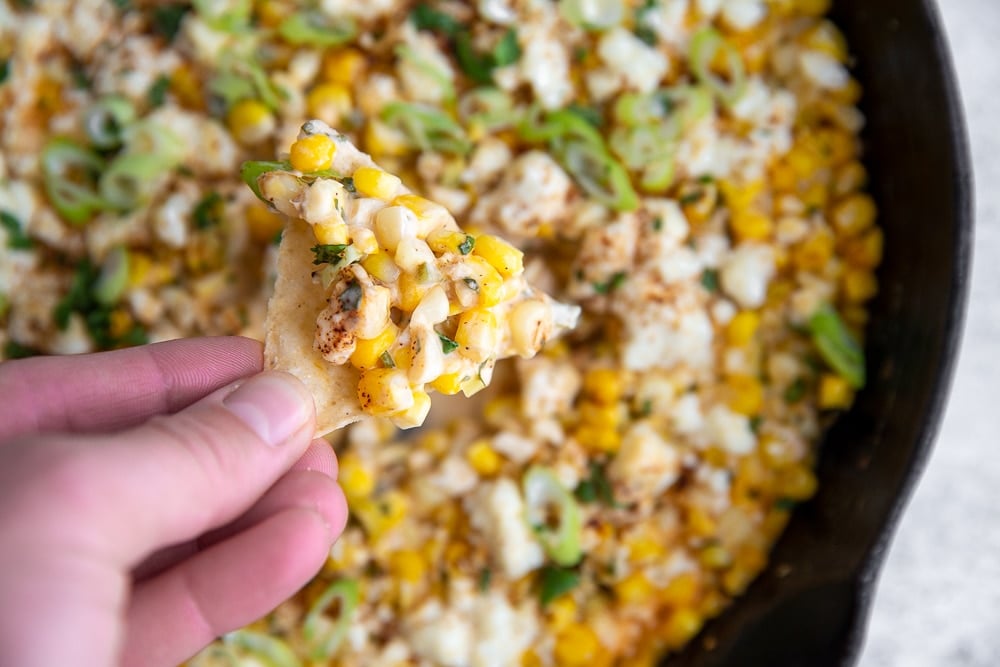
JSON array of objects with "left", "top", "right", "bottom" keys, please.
[{"left": 858, "top": 1, "right": 1000, "bottom": 665}]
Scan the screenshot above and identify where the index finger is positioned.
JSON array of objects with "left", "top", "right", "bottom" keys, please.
[{"left": 0, "top": 337, "right": 263, "bottom": 442}]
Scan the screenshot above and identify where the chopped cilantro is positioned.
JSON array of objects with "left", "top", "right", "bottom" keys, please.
[
  {"left": 458, "top": 235, "right": 475, "bottom": 255},
  {"left": 652, "top": 216, "right": 663, "bottom": 231},
  {"left": 413, "top": 6, "right": 520, "bottom": 85},
  {"left": 338, "top": 280, "right": 363, "bottom": 311},
  {"left": 4, "top": 340, "right": 39, "bottom": 359},
  {"left": 380, "top": 350, "right": 396, "bottom": 368},
  {"left": 0, "top": 210, "right": 33, "bottom": 249},
  {"left": 455, "top": 32, "right": 494, "bottom": 85},
  {"left": 192, "top": 192, "right": 224, "bottom": 230},
  {"left": 639, "top": 398, "right": 653, "bottom": 417},
  {"left": 410, "top": 3, "right": 462, "bottom": 36},
  {"left": 272, "top": 230, "right": 283, "bottom": 246},
  {"left": 775, "top": 497, "right": 798, "bottom": 512},
  {"left": 0, "top": 59, "right": 9, "bottom": 86},
  {"left": 69, "top": 59, "right": 91, "bottom": 90},
  {"left": 593, "top": 271, "right": 627, "bottom": 295},
  {"left": 634, "top": 25, "right": 657, "bottom": 46},
  {"left": 539, "top": 566, "right": 580, "bottom": 607},
  {"left": 52, "top": 259, "right": 145, "bottom": 350},
  {"left": 492, "top": 28, "right": 522, "bottom": 67},
  {"left": 700, "top": 268, "right": 719, "bottom": 292},
  {"left": 478, "top": 567, "right": 492, "bottom": 592},
  {"left": 111, "top": 0, "right": 132, "bottom": 10},
  {"left": 311, "top": 243, "right": 349, "bottom": 265},
  {"left": 575, "top": 462, "right": 620, "bottom": 508},
  {"left": 439, "top": 333, "right": 459, "bottom": 354},
  {"left": 749, "top": 415, "right": 763, "bottom": 434},
  {"left": 784, "top": 377, "right": 807, "bottom": 403},
  {"left": 573, "top": 46, "right": 589, "bottom": 63},
  {"left": 463, "top": 277, "right": 479, "bottom": 292},
  {"left": 147, "top": 75, "right": 170, "bottom": 107},
  {"left": 340, "top": 176, "right": 356, "bottom": 194},
  {"left": 151, "top": 4, "right": 191, "bottom": 43},
  {"left": 680, "top": 190, "right": 704, "bottom": 206}
]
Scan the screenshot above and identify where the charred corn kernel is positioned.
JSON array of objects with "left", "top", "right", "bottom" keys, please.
[
  {"left": 127, "top": 252, "right": 152, "bottom": 287},
  {"left": 246, "top": 202, "right": 285, "bottom": 244},
  {"left": 686, "top": 506, "right": 717, "bottom": 538},
  {"left": 575, "top": 424, "right": 621, "bottom": 454},
  {"left": 339, "top": 453, "right": 375, "bottom": 501},
  {"left": 466, "top": 256, "right": 504, "bottom": 307},
  {"left": 581, "top": 401, "right": 621, "bottom": 430},
  {"left": 842, "top": 268, "right": 878, "bottom": 303},
  {"left": 778, "top": 465, "right": 818, "bottom": 501},
  {"left": 353, "top": 166, "right": 402, "bottom": 200},
  {"left": 314, "top": 220, "right": 349, "bottom": 245},
  {"left": 615, "top": 572, "right": 655, "bottom": 604},
  {"left": 170, "top": 64, "right": 203, "bottom": 109},
  {"left": 844, "top": 227, "right": 884, "bottom": 269},
  {"left": 364, "top": 119, "right": 410, "bottom": 157},
  {"left": 792, "top": 227, "right": 835, "bottom": 272},
  {"left": 832, "top": 193, "right": 877, "bottom": 236},
  {"left": 818, "top": 373, "right": 855, "bottom": 410},
  {"left": 361, "top": 251, "right": 401, "bottom": 284},
  {"left": 521, "top": 650, "right": 543, "bottom": 667},
  {"left": 553, "top": 624, "right": 601, "bottom": 666},
  {"left": 726, "top": 311, "right": 760, "bottom": 346},
  {"left": 455, "top": 308, "right": 498, "bottom": 360},
  {"left": 322, "top": 47, "right": 365, "bottom": 85},
  {"left": 429, "top": 372, "right": 463, "bottom": 395},
  {"left": 350, "top": 323, "right": 399, "bottom": 370},
  {"left": 583, "top": 368, "right": 623, "bottom": 404},
  {"left": 427, "top": 229, "right": 473, "bottom": 256},
  {"left": 289, "top": 133, "right": 337, "bottom": 173},
  {"left": 357, "top": 368, "right": 414, "bottom": 415},
  {"left": 727, "top": 374, "right": 764, "bottom": 416},
  {"left": 390, "top": 389, "right": 431, "bottom": 429},
  {"left": 306, "top": 83, "right": 351, "bottom": 124},
  {"left": 466, "top": 439, "right": 502, "bottom": 476},
  {"left": 353, "top": 490, "right": 407, "bottom": 540},
  {"left": 730, "top": 209, "right": 773, "bottom": 242},
  {"left": 660, "top": 573, "right": 700, "bottom": 608},
  {"left": 662, "top": 609, "right": 704, "bottom": 649},
  {"left": 397, "top": 272, "right": 428, "bottom": 312},
  {"left": 226, "top": 99, "right": 275, "bottom": 145},
  {"left": 473, "top": 234, "right": 524, "bottom": 278},
  {"left": 389, "top": 549, "right": 426, "bottom": 583},
  {"left": 700, "top": 544, "right": 732, "bottom": 569}
]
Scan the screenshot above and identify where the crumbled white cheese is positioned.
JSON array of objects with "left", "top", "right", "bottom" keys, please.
[
  {"left": 597, "top": 27, "right": 670, "bottom": 93},
  {"left": 720, "top": 243, "right": 776, "bottom": 308},
  {"left": 609, "top": 422, "right": 681, "bottom": 501},
  {"left": 466, "top": 479, "right": 545, "bottom": 579},
  {"left": 706, "top": 404, "right": 756, "bottom": 454}
]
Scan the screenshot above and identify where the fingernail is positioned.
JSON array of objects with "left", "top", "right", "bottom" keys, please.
[{"left": 223, "top": 372, "right": 311, "bottom": 446}]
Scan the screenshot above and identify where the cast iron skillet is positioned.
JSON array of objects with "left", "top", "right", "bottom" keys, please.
[{"left": 668, "top": 1, "right": 973, "bottom": 665}]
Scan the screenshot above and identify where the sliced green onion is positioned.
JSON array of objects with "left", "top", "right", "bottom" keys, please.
[
  {"left": 99, "top": 153, "right": 167, "bottom": 211},
  {"left": 559, "top": 0, "right": 625, "bottom": 30},
  {"left": 122, "top": 119, "right": 185, "bottom": 166},
  {"left": 689, "top": 27, "right": 747, "bottom": 107},
  {"left": 279, "top": 11, "right": 357, "bottom": 47},
  {"left": 612, "top": 91, "right": 673, "bottom": 127},
  {"left": 0, "top": 210, "right": 33, "bottom": 250},
  {"left": 523, "top": 465, "right": 583, "bottom": 567},
  {"left": 670, "top": 85, "right": 714, "bottom": 129},
  {"left": 381, "top": 101, "right": 471, "bottom": 155},
  {"left": 222, "top": 630, "right": 301, "bottom": 667},
  {"left": 41, "top": 138, "right": 106, "bottom": 226},
  {"left": 150, "top": 4, "right": 190, "bottom": 43},
  {"left": 640, "top": 156, "right": 675, "bottom": 192},
  {"left": 84, "top": 95, "right": 137, "bottom": 150},
  {"left": 241, "top": 160, "right": 292, "bottom": 201},
  {"left": 517, "top": 106, "right": 604, "bottom": 147},
  {"left": 395, "top": 44, "right": 455, "bottom": 102},
  {"left": 555, "top": 137, "right": 638, "bottom": 212},
  {"left": 93, "top": 246, "right": 130, "bottom": 306},
  {"left": 458, "top": 88, "right": 516, "bottom": 130},
  {"left": 539, "top": 565, "right": 580, "bottom": 607},
  {"left": 192, "top": 0, "right": 252, "bottom": 33},
  {"left": 808, "top": 303, "right": 866, "bottom": 389},
  {"left": 303, "top": 579, "right": 360, "bottom": 660},
  {"left": 609, "top": 124, "right": 673, "bottom": 170}
]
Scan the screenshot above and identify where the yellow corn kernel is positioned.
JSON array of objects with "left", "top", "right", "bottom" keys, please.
[
  {"left": 580, "top": 401, "right": 621, "bottom": 430},
  {"left": 389, "top": 549, "right": 426, "bottom": 583},
  {"left": 843, "top": 227, "right": 884, "bottom": 269},
  {"left": 322, "top": 47, "right": 365, "bottom": 85},
  {"left": 583, "top": 368, "right": 623, "bottom": 404},
  {"left": 455, "top": 308, "right": 498, "bottom": 360},
  {"left": 170, "top": 64, "right": 203, "bottom": 109},
  {"left": 722, "top": 566, "right": 757, "bottom": 597},
  {"left": 574, "top": 424, "right": 621, "bottom": 454},
  {"left": 835, "top": 161, "right": 868, "bottom": 197},
  {"left": 352, "top": 166, "right": 402, "bottom": 201},
  {"left": 353, "top": 490, "right": 407, "bottom": 540},
  {"left": 393, "top": 194, "right": 449, "bottom": 226},
  {"left": 802, "top": 22, "right": 848, "bottom": 62},
  {"left": 662, "top": 609, "right": 705, "bottom": 650},
  {"left": 338, "top": 453, "right": 375, "bottom": 502},
  {"left": 390, "top": 389, "right": 431, "bottom": 429},
  {"left": 289, "top": 133, "right": 337, "bottom": 173},
  {"left": 427, "top": 229, "right": 474, "bottom": 256},
  {"left": 686, "top": 506, "right": 717, "bottom": 539},
  {"left": 700, "top": 544, "right": 732, "bottom": 569},
  {"left": 842, "top": 268, "right": 878, "bottom": 303},
  {"left": 429, "top": 372, "right": 464, "bottom": 395},
  {"left": 726, "top": 311, "right": 760, "bottom": 346},
  {"left": 546, "top": 596, "right": 578, "bottom": 632},
  {"left": 350, "top": 229, "right": 379, "bottom": 255},
  {"left": 727, "top": 374, "right": 764, "bottom": 416},
  {"left": 792, "top": 227, "right": 835, "bottom": 273},
  {"left": 246, "top": 202, "right": 285, "bottom": 244},
  {"left": 466, "top": 439, "right": 502, "bottom": 476},
  {"left": 314, "top": 220, "right": 349, "bottom": 246},
  {"left": 786, "top": 144, "right": 820, "bottom": 179},
  {"left": 802, "top": 182, "right": 829, "bottom": 210},
  {"left": 363, "top": 119, "right": 410, "bottom": 158},
  {"left": 127, "top": 252, "right": 152, "bottom": 287},
  {"left": 660, "top": 572, "right": 700, "bottom": 608},
  {"left": 818, "top": 373, "right": 855, "bottom": 410},
  {"left": 397, "top": 271, "right": 428, "bottom": 312},
  {"left": 615, "top": 572, "right": 655, "bottom": 604},
  {"left": 357, "top": 368, "right": 414, "bottom": 416},
  {"left": 226, "top": 99, "right": 275, "bottom": 145},
  {"left": 306, "top": 83, "right": 352, "bottom": 125},
  {"left": 553, "top": 624, "right": 601, "bottom": 667},
  {"left": 760, "top": 434, "right": 797, "bottom": 469},
  {"left": 109, "top": 309, "right": 133, "bottom": 339},
  {"left": 729, "top": 209, "right": 773, "bottom": 242},
  {"left": 719, "top": 179, "right": 764, "bottom": 210},
  {"left": 361, "top": 251, "right": 401, "bottom": 284},
  {"left": 619, "top": 650, "right": 658, "bottom": 667},
  {"left": 465, "top": 256, "right": 504, "bottom": 307},
  {"left": 832, "top": 193, "right": 877, "bottom": 237},
  {"left": 777, "top": 465, "right": 818, "bottom": 501},
  {"left": 627, "top": 534, "right": 664, "bottom": 562},
  {"left": 484, "top": 395, "right": 519, "bottom": 427},
  {"left": 350, "top": 323, "right": 399, "bottom": 370},
  {"left": 770, "top": 162, "right": 798, "bottom": 193},
  {"left": 797, "top": 0, "right": 832, "bottom": 17},
  {"left": 473, "top": 234, "right": 524, "bottom": 278},
  {"left": 521, "top": 650, "right": 543, "bottom": 667}
]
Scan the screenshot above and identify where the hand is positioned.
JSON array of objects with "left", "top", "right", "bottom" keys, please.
[{"left": 0, "top": 337, "right": 348, "bottom": 667}]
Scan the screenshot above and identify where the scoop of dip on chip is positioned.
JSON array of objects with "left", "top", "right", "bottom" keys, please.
[{"left": 242, "top": 120, "right": 580, "bottom": 434}]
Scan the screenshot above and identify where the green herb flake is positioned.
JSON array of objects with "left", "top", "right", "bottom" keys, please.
[
  {"left": 151, "top": 4, "right": 191, "bottom": 43},
  {"left": 410, "top": 3, "right": 462, "bottom": 35},
  {"left": 680, "top": 190, "right": 704, "bottom": 206},
  {"left": 4, "top": 340, "right": 39, "bottom": 360},
  {"left": 566, "top": 104, "right": 603, "bottom": 129},
  {"left": 380, "top": 350, "right": 396, "bottom": 368},
  {"left": 272, "top": 230, "right": 283, "bottom": 246},
  {"left": 458, "top": 235, "right": 475, "bottom": 255},
  {"left": 574, "top": 478, "right": 597, "bottom": 503},
  {"left": 0, "top": 210, "right": 33, "bottom": 250},
  {"left": 69, "top": 59, "right": 91, "bottom": 90},
  {"left": 311, "top": 243, "right": 350, "bottom": 265},
  {"left": 640, "top": 398, "right": 653, "bottom": 417},
  {"left": 749, "top": 415, "right": 763, "bottom": 434},
  {"left": 593, "top": 271, "right": 627, "bottom": 295},
  {"left": 439, "top": 333, "right": 459, "bottom": 354},
  {"left": 576, "top": 462, "right": 620, "bottom": 508},
  {"left": 340, "top": 176, "right": 357, "bottom": 194},
  {"left": 478, "top": 567, "right": 492, "bottom": 592},
  {"left": 462, "top": 277, "right": 479, "bottom": 292},
  {"left": 111, "top": 0, "right": 131, "bottom": 10},
  {"left": 700, "top": 268, "right": 719, "bottom": 292},
  {"left": 192, "top": 191, "right": 224, "bottom": 230},
  {"left": 539, "top": 566, "right": 580, "bottom": 607},
  {"left": 0, "top": 59, "right": 10, "bottom": 86},
  {"left": 492, "top": 28, "right": 522, "bottom": 67},
  {"left": 784, "top": 377, "right": 807, "bottom": 404},
  {"left": 634, "top": 25, "right": 657, "bottom": 46},
  {"left": 652, "top": 216, "right": 663, "bottom": 231},
  {"left": 339, "top": 280, "right": 363, "bottom": 311},
  {"left": 147, "top": 75, "right": 170, "bottom": 108},
  {"left": 775, "top": 497, "right": 798, "bottom": 512}
]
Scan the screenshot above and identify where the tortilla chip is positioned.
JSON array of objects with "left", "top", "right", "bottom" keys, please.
[{"left": 264, "top": 217, "right": 363, "bottom": 435}]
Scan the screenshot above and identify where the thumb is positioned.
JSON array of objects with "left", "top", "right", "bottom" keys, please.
[{"left": 88, "top": 371, "right": 318, "bottom": 566}]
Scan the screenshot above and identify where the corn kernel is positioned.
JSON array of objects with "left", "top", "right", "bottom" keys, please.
[
  {"left": 729, "top": 208, "right": 773, "bottom": 242},
  {"left": 627, "top": 535, "right": 664, "bottom": 562},
  {"left": 357, "top": 368, "right": 414, "bottom": 416},
  {"left": 615, "top": 572, "right": 655, "bottom": 604},
  {"left": 364, "top": 120, "right": 411, "bottom": 158},
  {"left": 574, "top": 424, "right": 621, "bottom": 454},
  {"left": 361, "top": 251, "right": 401, "bottom": 284},
  {"left": 770, "top": 162, "right": 798, "bottom": 193},
  {"left": 339, "top": 453, "right": 375, "bottom": 502},
  {"left": 553, "top": 624, "right": 601, "bottom": 667},
  {"left": 350, "top": 228, "right": 379, "bottom": 255},
  {"left": 583, "top": 368, "right": 624, "bottom": 404},
  {"left": 397, "top": 272, "right": 428, "bottom": 312},
  {"left": 170, "top": 64, "right": 203, "bottom": 109},
  {"left": 797, "top": 0, "right": 832, "bottom": 17},
  {"left": 473, "top": 234, "right": 524, "bottom": 278},
  {"left": 429, "top": 372, "right": 464, "bottom": 395},
  {"left": 389, "top": 549, "right": 426, "bottom": 583},
  {"left": 427, "top": 229, "right": 474, "bottom": 256},
  {"left": 777, "top": 465, "right": 818, "bottom": 501},
  {"left": 726, "top": 311, "right": 760, "bottom": 346},
  {"left": 686, "top": 506, "right": 717, "bottom": 539},
  {"left": 832, "top": 193, "right": 877, "bottom": 237},
  {"left": 350, "top": 323, "right": 399, "bottom": 370},
  {"left": 353, "top": 490, "right": 407, "bottom": 540},
  {"left": 843, "top": 227, "right": 884, "bottom": 269},
  {"left": 127, "top": 252, "right": 152, "bottom": 287},
  {"left": 660, "top": 572, "right": 700, "bottom": 608},
  {"left": 306, "top": 83, "right": 352, "bottom": 125},
  {"left": 792, "top": 227, "right": 835, "bottom": 272},
  {"left": 322, "top": 47, "right": 365, "bottom": 85},
  {"left": 727, "top": 374, "right": 764, "bottom": 416},
  {"left": 841, "top": 268, "right": 878, "bottom": 303},
  {"left": 719, "top": 179, "right": 764, "bottom": 210},
  {"left": 580, "top": 400, "right": 621, "bottom": 430},
  {"left": 353, "top": 166, "right": 402, "bottom": 201},
  {"left": 455, "top": 308, "right": 498, "bottom": 361},
  {"left": 246, "top": 202, "right": 285, "bottom": 244},
  {"left": 390, "top": 389, "right": 432, "bottom": 429},
  {"left": 484, "top": 395, "right": 519, "bottom": 427},
  {"left": 289, "top": 133, "right": 337, "bottom": 173},
  {"left": 465, "top": 256, "right": 504, "bottom": 307},
  {"left": 835, "top": 161, "right": 868, "bottom": 197},
  {"left": 226, "top": 99, "right": 275, "bottom": 145},
  {"left": 314, "top": 220, "right": 349, "bottom": 246},
  {"left": 521, "top": 651, "right": 543, "bottom": 667},
  {"left": 466, "top": 439, "right": 502, "bottom": 476},
  {"left": 818, "top": 373, "right": 854, "bottom": 410},
  {"left": 700, "top": 544, "right": 732, "bottom": 569}
]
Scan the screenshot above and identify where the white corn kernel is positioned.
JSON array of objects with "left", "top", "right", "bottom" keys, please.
[
  {"left": 374, "top": 205, "right": 417, "bottom": 253},
  {"left": 509, "top": 299, "right": 552, "bottom": 358}
]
